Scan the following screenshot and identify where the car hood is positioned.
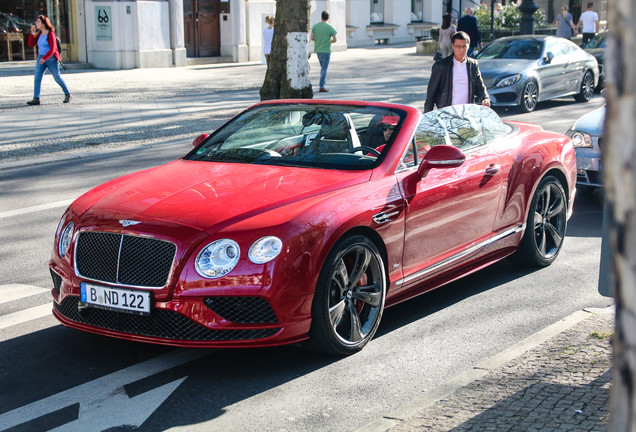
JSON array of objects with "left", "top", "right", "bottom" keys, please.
[
  {"left": 569, "top": 105, "right": 605, "bottom": 135},
  {"left": 477, "top": 59, "right": 537, "bottom": 78},
  {"left": 79, "top": 159, "right": 371, "bottom": 233}
]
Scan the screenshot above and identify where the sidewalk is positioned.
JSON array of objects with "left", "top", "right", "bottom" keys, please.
[
  {"left": 359, "top": 307, "right": 613, "bottom": 432},
  {"left": 0, "top": 45, "right": 430, "bottom": 168}
]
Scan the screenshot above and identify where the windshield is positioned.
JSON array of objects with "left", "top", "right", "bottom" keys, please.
[
  {"left": 584, "top": 32, "right": 606, "bottom": 49},
  {"left": 185, "top": 104, "right": 406, "bottom": 170},
  {"left": 476, "top": 39, "right": 543, "bottom": 60}
]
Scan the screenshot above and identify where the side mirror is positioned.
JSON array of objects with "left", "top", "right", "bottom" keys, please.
[
  {"left": 543, "top": 52, "right": 554, "bottom": 64},
  {"left": 192, "top": 133, "right": 209, "bottom": 147},
  {"left": 417, "top": 145, "right": 466, "bottom": 177}
]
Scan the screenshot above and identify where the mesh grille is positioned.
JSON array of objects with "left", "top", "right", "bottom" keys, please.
[
  {"left": 55, "top": 296, "right": 279, "bottom": 341},
  {"left": 75, "top": 232, "right": 176, "bottom": 288},
  {"left": 50, "top": 269, "right": 62, "bottom": 293},
  {"left": 203, "top": 297, "right": 278, "bottom": 323}
]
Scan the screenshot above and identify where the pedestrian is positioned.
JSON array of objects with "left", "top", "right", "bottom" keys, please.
[
  {"left": 438, "top": 12, "right": 456, "bottom": 59},
  {"left": 263, "top": 15, "right": 274, "bottom": 66},
  {"left": 556, "top": 5, "right": 577, "bottom": 40},
  {"left": 311, "top": 10, "right": 337, "bottom": 93},
  {"left": 456, "top": 7, "right": 481, "bottom": 56},
  {"left": 424, "top": 31, "right": 490, "bottom": 113},
  {"left": 26, "top": 15, "right": 71, "bottom": 106},
  {"left": 577, "top": 2, "right": 599, "bottom": 46}
]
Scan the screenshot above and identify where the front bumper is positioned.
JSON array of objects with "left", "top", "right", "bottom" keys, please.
[
  {"left": 487, "top": 85, "right": 522, "bottom": 107},
  {"left": 50, "top": 268, "right": 313, "bottom": 348},
  {"left": 575, "top": 148, "right": 603, "bottom": 188}
]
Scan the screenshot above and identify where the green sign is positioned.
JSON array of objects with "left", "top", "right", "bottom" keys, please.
[{"left": 95, "top": 6, "right": 112, "bottom": 41}]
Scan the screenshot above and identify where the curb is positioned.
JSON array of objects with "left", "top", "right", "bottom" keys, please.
[{"left": 356, "top": 306, "right": 614, "bottom": 432}]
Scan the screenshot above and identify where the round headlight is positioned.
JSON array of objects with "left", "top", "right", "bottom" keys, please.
[
  {"left": 58, "top": 222, "right": 74, "bottom": 258},
  {"left": 195, "top": 239, "right": 240, "bottom": 278},
  {"left": 571, "top": 132, "right": 593, "bottom": 148},
  {"left": 248, "top": 236, "right": 283, "bottom": 264}
]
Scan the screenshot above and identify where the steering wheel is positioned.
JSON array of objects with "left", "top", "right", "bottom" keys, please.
[{"left": 347, "top": 146, "right": 381, "bottom": 157}]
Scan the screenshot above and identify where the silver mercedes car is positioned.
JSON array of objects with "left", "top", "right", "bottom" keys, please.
[{"left": 476, "top": 35, "right": 599, "bottom": 112}]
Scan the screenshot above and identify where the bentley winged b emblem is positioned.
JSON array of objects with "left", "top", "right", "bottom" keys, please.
[{"left": 119, "top": 220, "right": 141, "bottom": 227}]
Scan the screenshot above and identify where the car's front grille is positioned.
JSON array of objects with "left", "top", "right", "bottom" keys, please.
[
  {"left": 55, "top": 296, "right": 280, "bottom": 341},
  {"left": 203, "top": 297, "right": 278, "bottom": 323},
  {"left": 75, "top": 232, "right": 176, "bottom": 288}
]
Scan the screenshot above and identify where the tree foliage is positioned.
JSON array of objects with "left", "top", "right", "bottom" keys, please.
[
  {"left": 260, "top": 0, "right": 313, "bottom": 101},
  {"left": 474, "top": 3, "right": 547, "bottom": 28}
]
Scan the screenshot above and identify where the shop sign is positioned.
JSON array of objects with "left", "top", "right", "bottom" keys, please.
[{"left": 96, "top": 6, "right": 112, "bottom": 40}]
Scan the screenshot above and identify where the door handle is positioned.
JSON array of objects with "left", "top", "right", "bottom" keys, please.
[{"left": 485, "top": 164, "right": 500, "bottom": 175}]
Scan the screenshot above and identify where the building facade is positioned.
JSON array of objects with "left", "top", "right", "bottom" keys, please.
[{"left": 1, "top": 0, "right": 479, "bottom": 67}]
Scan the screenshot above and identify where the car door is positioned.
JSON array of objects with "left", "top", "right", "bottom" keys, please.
[
  {"left": 396, "top": 105, "right": 505, "bottom": 288},
  {"left": 539, "top": 38, "right": 569, "bottom": 98},
  {"left": 555, "top": 41, "right": 583, "bottom": 94}
]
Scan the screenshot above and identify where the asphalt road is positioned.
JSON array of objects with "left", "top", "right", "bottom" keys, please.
[{"left": 0, "top": 91, "right": 609, "bottom": 430}]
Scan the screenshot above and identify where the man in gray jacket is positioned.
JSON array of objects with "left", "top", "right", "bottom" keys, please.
[{"left": 424, "top": 31, "right": 490, "bottom": 113}]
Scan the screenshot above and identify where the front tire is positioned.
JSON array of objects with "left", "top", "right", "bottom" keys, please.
[
  {"left": 516, "top": 176, "right": 568, "bottom": 267},
  {"left": 309, "top": 235, "right": 387, "bottom": 355},
  {"left": 574, "top": 71, "right": 594, "bottom": 102},
  {"left": 519, "top": 80, "right": 538, "bottom": 113}
]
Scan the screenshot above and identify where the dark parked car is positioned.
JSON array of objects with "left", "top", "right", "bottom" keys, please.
[
  {"left": 583, "top": 31, "right": 607, "bottom": 90},
  {"left": 476, "top": 35, "right": 599, "bottom": 112}
]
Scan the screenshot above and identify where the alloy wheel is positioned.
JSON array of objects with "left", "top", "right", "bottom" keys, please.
[
  {"left": 522, "top": 81, "right": 538, "bottom": 112},
  {"left": 327, "top": 243, "right": 385, "bottom": 346},
  {"left": 531, "top": 181, "right": 567, "bottom": 260}
]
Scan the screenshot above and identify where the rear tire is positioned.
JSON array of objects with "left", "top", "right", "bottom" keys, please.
[
  {"left": 308, "top": 235, "right": 387, "bottom": 355},
  {"left": 574, "top": 71, "right": 594, "bottom": 102},
  {"left": 516, "top": 176, "right": 568, "bottom": 267}
]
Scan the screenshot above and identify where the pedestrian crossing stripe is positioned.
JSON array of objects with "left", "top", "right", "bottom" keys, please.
[{"left": 0, "top": 283, "right": 49, "bottom": 305}]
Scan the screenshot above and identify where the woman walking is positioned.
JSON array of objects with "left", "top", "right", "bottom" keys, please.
[
  {"left": 438, "top": 13, "right": 456, "bottom": 59},
  {"left": 27, "top": 15, "right": 71, "bottom": 106},
  {"left": 555, "top": 5, "right": 577, "bottom": 40}
]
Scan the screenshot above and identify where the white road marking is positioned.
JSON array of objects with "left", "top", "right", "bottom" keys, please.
[
  {"left": 0, "top": 199, "right": 73, "bottom": 219},
  {"left": 0, "top": 303, "right": 52, "bottom": 330},
  {"left": 0, "top": 350, "right": 207, "bottom": 431},
  {"left": 0, "top": 283, "right": 49, "bottom": 305}
]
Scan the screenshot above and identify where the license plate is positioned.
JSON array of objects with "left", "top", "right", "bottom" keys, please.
[{"left": 80, "top": 282, "right": 151, "bottom": 315}]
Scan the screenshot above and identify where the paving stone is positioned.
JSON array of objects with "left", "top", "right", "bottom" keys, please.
[{"left": 389, "top": 312, "right": 612, "bottom": 432}]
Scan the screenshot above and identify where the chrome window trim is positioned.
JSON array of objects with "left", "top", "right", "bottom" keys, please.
[
  {"left": 395, "top": 224, "right": 525, "bottom": 286},
  {"left": 73, "top": 230, "right": 177, "bottom": 290}
]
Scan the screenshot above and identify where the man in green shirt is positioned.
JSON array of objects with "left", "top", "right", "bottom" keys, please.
[{"left": 311, "top": 10, "right": 337, "bottom": 92}]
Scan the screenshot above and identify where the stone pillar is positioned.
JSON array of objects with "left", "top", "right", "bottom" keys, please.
[{"left": 169, "top": 0, "right": 186, "bottom": 66}]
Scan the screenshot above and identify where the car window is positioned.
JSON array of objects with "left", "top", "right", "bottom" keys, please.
[
  {"left": 547, "top": 39, "right": 574, "bottom": 57},
  {"left": 185, "top": 104, "right": 407, "bottom": 170},
  {"left": 403, "top": 105, "right": 511, "bottom": 168},
  {"left": 585, "top": 32, "right": 606, "bottom": 49}
]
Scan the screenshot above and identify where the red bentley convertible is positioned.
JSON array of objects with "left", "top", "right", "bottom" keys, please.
[{"left": 50, "top": 101, "right": 576, "bottom": 355}]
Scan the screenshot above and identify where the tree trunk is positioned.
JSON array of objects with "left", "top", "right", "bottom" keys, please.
[
  {"left": 605, "top": 0, "right": 636, "bottom": 430},
  {"left": 260, "top": 0, "right": 313, "bottom": 101}
]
